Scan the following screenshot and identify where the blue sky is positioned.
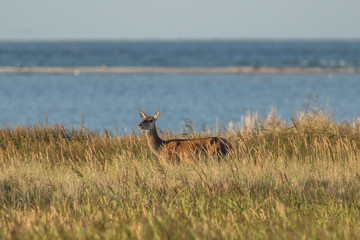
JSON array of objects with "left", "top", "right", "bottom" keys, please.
[{"left": 1, "top": 0, "right": 359, "bottom": 40}]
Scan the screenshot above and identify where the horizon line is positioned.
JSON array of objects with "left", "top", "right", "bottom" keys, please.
[{"left": 1, "top": 37, "right": 360, "bottom": 43}]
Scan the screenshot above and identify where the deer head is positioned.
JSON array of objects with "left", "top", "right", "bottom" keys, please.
[{"left": 137, "top": 110, "right": 160, "bottom": 131}]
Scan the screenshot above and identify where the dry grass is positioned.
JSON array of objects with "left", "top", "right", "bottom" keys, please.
[{"left": 1, "top": 110, "right": 360, "bottom": 239}]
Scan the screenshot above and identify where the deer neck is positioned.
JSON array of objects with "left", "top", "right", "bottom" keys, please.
[{"left": 145, "top": 127, "right": 164, "bottom": 154}]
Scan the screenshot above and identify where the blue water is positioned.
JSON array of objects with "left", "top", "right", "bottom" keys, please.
[
  {"left": 1, "top": 40, "right": 360, "bottom": 68},
  {"left": 0, "top": 73, "right": 359, "bottom": 133},
  {"left": 0, "top": 41, "right": 359, "bottom": 132}
]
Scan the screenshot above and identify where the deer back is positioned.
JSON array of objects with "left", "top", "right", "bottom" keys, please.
[{"left": 163, "top": 137, "right": 232, "bottom": 162}]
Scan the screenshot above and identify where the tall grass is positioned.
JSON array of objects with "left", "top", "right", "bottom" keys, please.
[{"left": 1, "top": 110, "right": 360, "bottom": 239}]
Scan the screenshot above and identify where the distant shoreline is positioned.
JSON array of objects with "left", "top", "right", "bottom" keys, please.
[{"left": 0, "top": 66, "right": 359, "bottom": 74}]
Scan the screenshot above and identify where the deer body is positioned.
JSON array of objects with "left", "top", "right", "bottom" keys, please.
[{"left": 138, "top": 110, "right": 232, "bottom": 162}]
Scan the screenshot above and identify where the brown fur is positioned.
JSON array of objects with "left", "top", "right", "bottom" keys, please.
[
  {"left": 138, "top": 110, "right": 232, "bottom": 163},
  {"left": 163, "top": 137, "right": 232, "bottom": 162}
]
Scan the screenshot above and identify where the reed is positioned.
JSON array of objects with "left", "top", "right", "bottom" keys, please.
[{"left": 0, "top": 110, "right": 360, "bottom": 239}]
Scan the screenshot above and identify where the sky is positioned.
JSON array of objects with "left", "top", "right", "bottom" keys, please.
[{"left": 0, "top": 0, "right": 359, "bottom": 40}]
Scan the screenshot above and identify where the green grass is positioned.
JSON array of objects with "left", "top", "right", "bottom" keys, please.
[{"left": 1, "top": 110, "right": 360, "bottom": 239}]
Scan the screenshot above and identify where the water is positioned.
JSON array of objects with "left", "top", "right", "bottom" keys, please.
[
  {"left": 0, "top": 40, "right": 359, "bottom": 132},
  {"left": 0, "top": 73, "right": 359, "bottom": 133},
  {"left": 1, "top": 40, "right": 360, "bottom": 68}
]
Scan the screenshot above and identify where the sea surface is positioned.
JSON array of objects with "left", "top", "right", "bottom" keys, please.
[
  {"left": 1, "top": 40, "right": 360, "bottom": 68},
  {"left": 0, "top": 41, "right": 359, "bottom": 133}
]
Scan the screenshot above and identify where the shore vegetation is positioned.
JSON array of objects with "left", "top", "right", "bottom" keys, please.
[{"left": 1, "top": 109, "right": 360, "bottom": 239}]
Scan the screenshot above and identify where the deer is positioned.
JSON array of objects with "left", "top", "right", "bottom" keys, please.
[{"left": 137, "top": 110, "right": 232, "bottom": 163}]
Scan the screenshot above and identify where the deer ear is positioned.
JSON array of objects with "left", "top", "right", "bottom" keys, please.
[
  {"left": 139, "top": 110, "right": 147, "bottom": 119},
  {"left": 154, "top": 110, "right": 160, "bottom": 119}
]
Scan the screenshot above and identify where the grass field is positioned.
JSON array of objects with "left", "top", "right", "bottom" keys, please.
[{"left": 1, "top": 110, "right": 360, "bottom": 239}]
